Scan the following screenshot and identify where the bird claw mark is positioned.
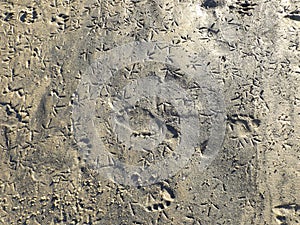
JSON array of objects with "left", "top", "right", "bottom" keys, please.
[
  {"left": 284, "top": 10, "right": 300, "bottom": 22},
  {"left": 273, "top": 203, "right": 300, "bottom": 225}
]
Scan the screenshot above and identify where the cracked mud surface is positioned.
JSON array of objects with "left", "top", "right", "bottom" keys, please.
[{"left": 0, "top": 0, "right": 300, "bottom": 224}]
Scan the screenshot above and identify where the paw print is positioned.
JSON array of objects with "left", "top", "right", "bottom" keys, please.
[
  {"left": 144, "top": 183, "right": 175, "bottom": 212},
  {"left": 227, "top": 114, "right": 261, "bottom": 147},
  {"left": 229, "top": 1, "right": 257, "bottom": 16},
  {"left": 19, "top": 7, "right": 38, "bottom": 23}
]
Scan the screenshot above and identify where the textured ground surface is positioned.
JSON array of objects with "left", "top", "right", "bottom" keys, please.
[{"left": 0, "top": 0, "right": 300, "bottom": 224}]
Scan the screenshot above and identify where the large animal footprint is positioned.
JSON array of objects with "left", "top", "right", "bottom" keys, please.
[
  {"left": 145, "top": 183, "right": 175, "bottom": 212},
  {"left": 273, "top": 204, "right": 300, "bottom": 224}
]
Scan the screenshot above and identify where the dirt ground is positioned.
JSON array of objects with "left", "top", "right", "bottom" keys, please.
[{"left": 0, "top": 0, "right": 299, "bottom": 224}]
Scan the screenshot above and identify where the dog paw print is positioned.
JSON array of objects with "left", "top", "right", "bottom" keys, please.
[
  {"left": 229, "top": 1, "right": 257, "bottom": 16},
  {"left": 144, "top": 183, "right": 175, "bottom": 212},
  {"left": 273, "top": 204, "right": 300, "bottom": 225},
  {"left": 1, "top": 11, "right": 14, "bottom": 22},
  {"left": 19, "top": 7, "right": 38, "bottom": 23},
  {"left": 50, "top": 13, "right": 69, "bottom": 32},
  {"left": 228, "top": 114, "right": 261, "bottom": 134},
  {"left": 227, "top": 114, "right": 261, "bottom": 147}
]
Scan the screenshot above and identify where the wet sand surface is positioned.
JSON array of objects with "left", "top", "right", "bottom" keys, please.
[{"left": 0, "top": 0, "right": 299, "bottom": 224}]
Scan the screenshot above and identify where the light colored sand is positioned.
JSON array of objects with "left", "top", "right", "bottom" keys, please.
[{"left": 0, "top": 0, "right": 299, "bottom": 224}]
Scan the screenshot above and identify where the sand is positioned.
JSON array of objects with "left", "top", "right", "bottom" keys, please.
[{"left": 0, "top": 0, "right": 299, "bottom": 224}]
